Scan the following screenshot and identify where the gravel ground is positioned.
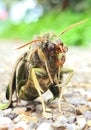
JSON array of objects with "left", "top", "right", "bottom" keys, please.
[{"left": 0, "top": 40, "right": 91, "bottom": 130}]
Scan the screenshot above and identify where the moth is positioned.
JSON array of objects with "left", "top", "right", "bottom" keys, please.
[{"left": 0, "top": 19, "right": 87, "bottom": 117}]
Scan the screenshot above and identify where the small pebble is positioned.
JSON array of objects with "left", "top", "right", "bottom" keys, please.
[
  {"left": 52, "top": 122, "right": 64, "bottom": 128},
  {"left": 76, "top": 115, "right": 86, "bottom": 129},
  {"left": 19, "top": 114, "right": 31, "bottom": 123},
  {"left": 36, "top": 104, "right": 43, "bottom": 112},
  {"left": 66, "top": 123, "right": 77, "bottom": 130},
  {"left": 0, "top": 110, "right": 4, "bottom": 117},
  {"left": 52, "top": 117, "right": 66, "bottom": 128},
  {"left": 84, "top": 111, "right": 91, "bottom": 120},
  {"left": 0, "top": 117, "right": 14, "bottom": 129},
  {"left": 13, "top": 115, "right": 21, "bottom": 123},
  {"left": 88, "top": 127, "right": 91, "bottom": 130},
  {"left": 12, "top": 107, "right": 27, "bottom": 115},
  {"left": 3, "top": 108, "right": 12, "bottom": 115},
  {"left": 37, "top": 122, "right": 53, "bottom": 130},
  {"left": 67, "top": 115, "right": 76, "bottom": 124},
  {"left": 68, "top": 98, "right": 86, "bottom": 106},
  {"left": 15, "top": 121, "right": 29, "bottom": 130},
  {"left": 26, "top": 105, "right": 36, "bottom": 112},
  {"left": 5, "top": 113, "right": 18, "bottom": 120},
  {"left": 76, "top": 105, "right": 89, "bottom": 115},
  {"left": 14, "top": 127, "right": 24, "bottom": 130},
  {"left": 57, "top": 116, "right": 67, "bottom": 124},
  {"left": 0, "top": 124, "right": 8, "bottom": 130},
  {"left": 87, "top": 102, "right": 91, "bottom": 108},
  {"left": 85, "top": 91, "right": 91, "bottom": 100},
  {"left": 29, "top": 122, "right": 38, "bottom": 129},
  {"left": 87, "top": 120, "right": 91, "bottom": 127},
  {"left": 62, "top": 103, "right": 75, "bottom": 113}
]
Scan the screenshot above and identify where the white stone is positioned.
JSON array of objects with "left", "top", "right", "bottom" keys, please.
[
  {"left": 3, "top": 108, "right": 12, "bottom": 114},
  {"left": 66, "top": 123, "right": 77, "bottom": 130},
  {"left": 52, "top": 116, "right": 67, "bottom": 128},
  {"left": 58, "top": 116, "right": 67, "bottom": 124},
  {"left": 0, "top": 117, "right": 14, "bottom": 129},
  {"left": 15, "top": 121, "right": 29, "bottom": 130},
  {"left": 0, "top": 110, "right": 4, "bottom": 117},
  {"left": 37, "top": 122, "right": 53, "bottom": 130},
  {"left": 13, "top": 115, "right": 21, "bottom": 123},
  {"left": 76, "top": 115, "right": 86, "bottom": 129}
]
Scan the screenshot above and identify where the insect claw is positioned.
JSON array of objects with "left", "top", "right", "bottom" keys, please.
[
  {"left": 42, "top": 112, "right": 52, "bottom": 119},
  {"left": 58, "top": 99, "right": 63, "bottom": 114}
]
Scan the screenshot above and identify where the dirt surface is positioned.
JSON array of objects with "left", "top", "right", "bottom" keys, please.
[{"left": 0, "top": 40, "right": 91, "bottom": 130}]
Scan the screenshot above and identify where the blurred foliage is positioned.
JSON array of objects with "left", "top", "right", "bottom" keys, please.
[
  {"left": 2, "top": 0, "right": 91, "bottom": 12},
  {"left": 0, "top": 9, "right": 91, "bottom": 47},
  {"left": 38, "top": 0, "right": 91, "bottom": 12},
  {"left": 2, "top": 0, "right": 14, "bottom": 10}
]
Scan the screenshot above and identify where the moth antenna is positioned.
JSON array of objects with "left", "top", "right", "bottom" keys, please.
[
  {"left": 59, "top": 19, "right": 88, "bottom": 36},
  {"left": 16, "top": 39, "right": 43, "bottom": 50}
]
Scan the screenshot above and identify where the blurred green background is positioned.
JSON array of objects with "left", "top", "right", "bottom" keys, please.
[{"left": 0, "top": 0, "right": 91, "bottom": 46}]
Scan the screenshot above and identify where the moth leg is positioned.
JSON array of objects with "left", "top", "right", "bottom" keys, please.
[
  {"left": 38, "top": 48, "right": 53, "bottom": 84},
  {"left": 31, "top": 68, "right": 50, "bottom": 118},
  {"left": 58, "top": 68, "right": 73, "bottom": 112}
]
